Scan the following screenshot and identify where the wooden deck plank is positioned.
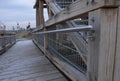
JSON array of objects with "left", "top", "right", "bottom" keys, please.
[{"left": 0, "top": 40, "right": 68, "bottom": 81}]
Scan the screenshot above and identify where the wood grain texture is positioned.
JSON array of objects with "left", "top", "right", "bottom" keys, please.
[
  {"left": 0, "top": 40, "right": 68, "bottom": 81},
  {"left": 88, "top": 8, "right": 118, "bottom": 81},
  {"left": 44, "top": 0, "right": 118, "bottom": 28},
  {"left": 34, "top": 39, "right": 87, "bottom": 81},
  {"left": 113, "top": 7, "right": 120, "bottom": 81},
  {"left": 88, "top": 9, "right": 101, "bottom": 81},
  {"left": 97, "top": 8, "right": 118, "bottom": 81}
]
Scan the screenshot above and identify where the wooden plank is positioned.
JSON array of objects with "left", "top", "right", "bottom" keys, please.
[
  {"left": 39, "top": 0, "right": 44, "bottom": 25},
  {"left": 44, "top": 49, "right": 87, "bottom": 81},
  {"left": 69, "top": 33, "right": 88, "bottom": 64},
  {"left": 88, "top": 8, "right": 118, "bottom": 81},
  {"left": 0, "top": 40, "right": 67, "bottom": 81},
  {"left": 44, "top": 0, "right": 118, "bottom": 28},
  {"left": 34, "top": 0, "right": 45, "bottom": 27},
  {"left": 60, "top": 22, "right": 88, "bottom": 63},
  {"left": 44, "top": 28, "right": 48, "bottom": 49},
  {"left": 45, "top": 0, "right": 60, "bottom": 14},
  {"left": 105, "top": 0, "right": 115, "bottom": 5},
  {"left": 88, "top": 9, "right": 101, "bottom": 81},
  {"left": 113, "top": 7, "right": 120, "bottom": 81},
  {"left": 36, "top": 8, "right": 40, "bottom": 26},
  {"left": 96, "top": 8, "right": 118, "bottom": 81},
  {"left": 33, "top": 39, "right": 87, "bottom": 81},
  {"left": 115, "top": 0, "right": 120, "bottom": 6}
]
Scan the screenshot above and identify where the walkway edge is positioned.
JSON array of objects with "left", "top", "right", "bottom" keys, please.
[
  {"left": 32, "top": 39, "right": 87, "bottom": 81},
  {"left": 0, "top": 42, "right": 16, "bottom": 55}
]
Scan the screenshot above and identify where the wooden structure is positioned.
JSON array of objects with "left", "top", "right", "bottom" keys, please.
[
  {"left": 0, "top": 40, "right": 68, "bottom": 81},
  {"left": 33, "top": 0, "right": 120, "bottom": 81},
  {"left": 0, "top": 31, "right": 16, "bottom": 54}
]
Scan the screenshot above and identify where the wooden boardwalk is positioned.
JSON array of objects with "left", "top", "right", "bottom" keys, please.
[{"left": 0, "top": 40, "right": 68, "bottom": 81}]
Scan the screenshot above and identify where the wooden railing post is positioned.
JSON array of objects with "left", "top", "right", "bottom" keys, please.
[
  {"left": 35, "top": 0, "right": 44, "bottom": 27},
  {"left": 88, "top": 8, "right": 118, "bottom": 81},
  {"left": 36, "top": 7, "right": 40, "bottom": 26},
  {"left": 2, "top": 33, "right": 6, "bottom": 49},
  {"left": 113, "top": 6, "right": 120, "bottom": 81},
  {"left": 10, "top": 34, "right": 12, "bottom": 44},
  {"left": 44, "top": 27, "right": 48, "bottom": 49}
]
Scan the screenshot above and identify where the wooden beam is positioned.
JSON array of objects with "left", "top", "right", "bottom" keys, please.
[
  {"left": 87, "top": 9, "right": 101, "bottom": 81},
  {"left": 69, "top": 33, "right": 88, "bottom": 64},
  {"left": 105, "top": 0, "right": 115, "bottom": 5},
  {"left": 97, "top": 8, "right": 118, "bottom": 81},
  {"left": 113, "top": 6, "right": 120, "bottom": 81},
  {"left": 45, "top": 0, "right": 61, "bottom": 14},
  {"left": 88, "top": 8, "right": 118, "bottom": 81},
  {"left": 36, "top": 7, "right": 40, "bottom": 26},
  {"left": 44, "top": 0, "right": 118, "bottom": 28},
  {"left": 34, "top": 0, "right": 46, "bottom": 8},
  {"left": 45, "top": 0, "right": 89, "bottom": 64},
  {"left": 39, "top": 0, "right": 44, "bottom": 25},
  {"left": 44, "top": 48, "right": 87, "bottom": 81},
  {"left": 47, "top": 5, "right": 54, "bottom": 18},
  {"left": 115, "top": 0, "right": 120, "bottom": 6}
]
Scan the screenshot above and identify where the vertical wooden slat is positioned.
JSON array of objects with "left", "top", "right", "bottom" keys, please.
[
  {"left": 36, "top": 8, "right": 40, "bottom": 26},
  {"left": 36, "top": 0, "right": 44, "bottom": 27},
  {"left": 44, "top": 28, "right": 48, "bottom": 49},
  {"left": 88, "top": 9, "right": 101, "bottom": 81},
  {"left": 97, "top": 8, "right": 118, "bottom": 81},
  {"left": 88, "top": 8, "right": 118, "bottom": 81},
  {"left": 39, "top": 0, "right": 44, "bottom": 25},
  {"left": 113, "top": 7, "right": 120, "bottom": 81},
  {"left": 105, "top": 0, "right": 115, "bottom": 5}
]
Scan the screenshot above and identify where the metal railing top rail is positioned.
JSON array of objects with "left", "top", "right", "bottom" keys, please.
[{"left": 34, "top": 25, "right": 92, "bottom": 34}]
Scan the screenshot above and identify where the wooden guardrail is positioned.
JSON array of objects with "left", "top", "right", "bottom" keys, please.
[
  {"left": 0, "top": 31, "right": 16, "bottom": 54},
  {"left": 33, "top": 0, "right": 120, "bottom": 81}
]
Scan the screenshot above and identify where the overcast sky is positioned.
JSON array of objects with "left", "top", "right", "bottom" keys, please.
[{"left": 0, "top": 0, "right": 48, "bottom": 30}]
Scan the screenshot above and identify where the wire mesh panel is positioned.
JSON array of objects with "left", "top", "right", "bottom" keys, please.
[
  {"left": 33, "top": 30, "right": 44, "bottom": 47},
  {"left": 32, "top": 25, "right": 93, "bottom": 74},
  {"left": 0, "top": 34, "right": 16, "bottom": 51},
  {"left": 38, "top": 34, "right": 44, "bottom": 47},
  {"left": 0, "top": 37, "right": 4, "bottom": 50},
  {"left": 54, "top": 0, "right": 76, "bottom": 9},
  {"left": 11, "top": 35, "right": 16, "bottom": 44},
  {"left": 47, "top": 31, "right": 87, "bottom": 74},
  {"left": 5, "top": 36, "right": 11, "bottom": 46}
]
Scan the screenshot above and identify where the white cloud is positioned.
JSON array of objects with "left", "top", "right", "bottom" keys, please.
[
  {"left": 8, "top": 0, "right": 35, "bottom": 8},
  {"left": 0, "top": 0, "right": 36, "bottom": 30},
  {"left": 0, "top": 0, "right": 49, "bottom": 30}
]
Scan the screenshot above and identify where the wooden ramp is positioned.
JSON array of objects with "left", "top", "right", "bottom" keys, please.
[{"left": 0, "top": 40, "right": 68, "bottom": 81}]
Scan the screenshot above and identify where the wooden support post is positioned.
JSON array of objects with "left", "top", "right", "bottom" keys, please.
[
  {"left": 10, "top": 34, "right": 12, "bottom": 44},
  {"left": 36, "top": 7, "right": 40, "bottom": 26},
  {"left": 2, "top": 32, "right": 6, "bottom": 49},
  {"left": 88, "top": 9, "right": 101, "bottom": 81},
  {"left": 44, "top": 28, "right": 48, "bottom": 49},
  {"left": 39, "top": 0, "right": 44, "bottom": 25},
  {"left": 113, "top": 7, "right": 120, "bottom": 81},
  {"left": 88, "top": 8, "right": 118, "bottom": 81},
  {"left": 35, "top": 0, "right": 44, "bottom": 27}
]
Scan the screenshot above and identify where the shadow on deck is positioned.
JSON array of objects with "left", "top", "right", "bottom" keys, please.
[{"left": 0, "top": 40, "right": 68, "bottom": 81}]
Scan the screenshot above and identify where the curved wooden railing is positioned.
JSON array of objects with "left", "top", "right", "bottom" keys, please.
[
  {"left": 33, "top": 0, "right": 120, "bottom": 81},
  {"left": 0, "top": 31, "right": 16, "bottom": 54}
]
